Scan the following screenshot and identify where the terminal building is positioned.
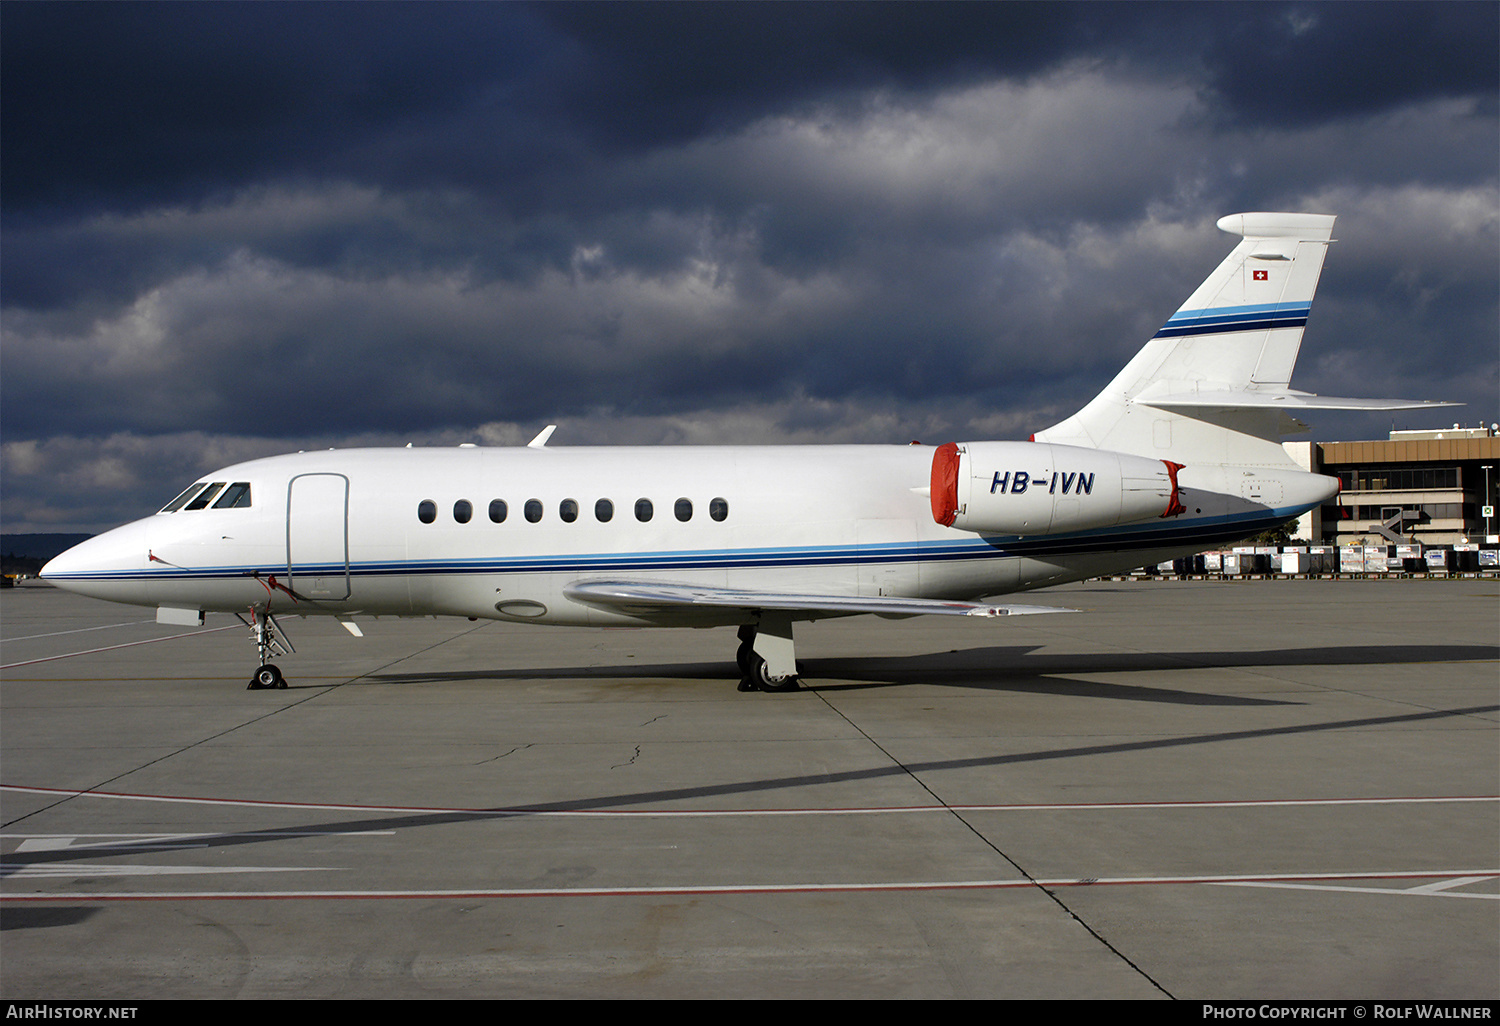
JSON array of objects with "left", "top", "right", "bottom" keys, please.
[{"left": 1286, "top": 425, "right": 1498, "bottom": 546}]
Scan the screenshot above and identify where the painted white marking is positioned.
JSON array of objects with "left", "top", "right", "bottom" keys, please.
[
  {"left": 3, "top": 869, "right": 1497, "bottom": 903},
  {"left": 1213, "top": 876, "right": 1498, "bottom": 900},
  {"left": 8, "top": 831, "right": 392, "bottom": 851},
  {"left": 4, "top": 619, "right": 155, "bottom": 642},
  {"left": 0, "top": 624, "right": 240, "bottom": 668},
  {"left": 15, "top": 836, "right": 204, "bottom": 852},
  {"left": 1, "top": 784, "right": 1494, "bottom": 817},
  {"left": 2, "top": 831, "right": 402, "bottom": 882},
  {"left": 3, "top": 863, "right": 329, "bottom": 879},
  {"left": 1406, "top": 875, "right": 1497, "bottom": 894}
]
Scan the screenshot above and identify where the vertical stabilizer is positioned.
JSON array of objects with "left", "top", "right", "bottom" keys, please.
[{"left": 1033, "top": 213, "right": 1337, "bottom": 467}]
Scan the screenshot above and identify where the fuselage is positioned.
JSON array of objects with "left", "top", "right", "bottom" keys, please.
[{"left": 41, "top": 442, "right": 1337, "bottom": 628}]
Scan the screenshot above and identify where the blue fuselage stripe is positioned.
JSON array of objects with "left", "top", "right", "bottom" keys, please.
[{"left": 45, "top": 509, "right": 1298, "bottom": 585}]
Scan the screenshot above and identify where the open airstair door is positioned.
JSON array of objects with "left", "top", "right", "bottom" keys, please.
[{"left": 286, "top": 472, "right": 351, "bottom": 601}]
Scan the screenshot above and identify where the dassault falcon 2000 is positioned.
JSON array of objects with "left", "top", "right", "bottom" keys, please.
[{"left": 43, "top": 213, "right": 1453, "bottom": 692}]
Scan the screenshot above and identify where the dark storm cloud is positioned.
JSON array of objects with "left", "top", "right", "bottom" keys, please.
[
  {"left": 1202, "top": 3, "right": 1500, "bottom": 127},
  {"left": 4, "top": 2, "right": 1116, "bottom": 213},
  {"left": 9, "top": 2, "right": 1494, "bottom": 219},
  {"left": 539, "top": 1, "right": 1500, "bottom": 139},
  {"left": 1, "top": 2, "right": 1495, "bottom": 531},
  {"left": 0, "top": 2, "right": 555, "bottom": 213}
]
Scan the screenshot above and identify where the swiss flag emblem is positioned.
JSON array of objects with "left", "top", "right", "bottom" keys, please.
[{"left": 1253, "top": 269, "right": 1269, "bottom": 281}]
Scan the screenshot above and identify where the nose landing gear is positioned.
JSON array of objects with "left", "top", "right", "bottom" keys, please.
[{"left": 238, "top": 607, "right": 294, "bottom": 690}]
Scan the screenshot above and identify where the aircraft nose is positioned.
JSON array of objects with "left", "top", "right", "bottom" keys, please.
[{"left": 40, "top": 520, "right": 158, "bottom": 605}]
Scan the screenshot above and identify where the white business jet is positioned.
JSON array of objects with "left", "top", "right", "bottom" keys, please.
[{"left": 42, "top": 213, "right": 1452, "bottom": 692}]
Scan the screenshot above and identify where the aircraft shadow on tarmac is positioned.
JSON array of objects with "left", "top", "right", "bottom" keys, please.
[{"left": 362, "top": 642, "right": 1500, "bottom": 708}]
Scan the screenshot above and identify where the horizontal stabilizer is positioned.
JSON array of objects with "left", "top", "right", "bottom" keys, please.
[
  {"left": 565, "top": 579, "right": 1074, "bottom": 619},
  {"left": 1138, "top": 389, "right": 1462, "bottom": 412}
]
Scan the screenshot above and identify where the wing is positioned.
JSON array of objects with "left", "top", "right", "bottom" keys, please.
[{"left": 562, "top": 579, "right": 1074, "bottom": 619}]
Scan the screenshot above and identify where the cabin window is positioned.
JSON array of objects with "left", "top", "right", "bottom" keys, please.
[
  {"left": 161, "top": 483, "right": 208, "bottom": 513},
  {"left": 525, "top": 499, "right": 543, "bottom": 523},
  {"left": 674, "top": 498, "right": 693, "bottom": 522},
  {"left": 418, "top": 500, "right": 437, "bottom": 524},
  {"left": 489, "top": 499, "right": 508, "bottom": 523},
  {"left": 454, "top": 499, "right": 473, "bottom": 524},
  {"left": 560, "top": 498, "right": 578, "bottom": 523},
  {"left": 595, "top": 498, "right": 614, "bottom": 522},
  {"left": 635, "top": 498, "right": 653, "bottom": 522},
  {"left": 184, "top": 483, "right": 226, "bottom": 510},
  {"left": 710, "top": 497, "right": 728, "bottom": 522},
  {"left": 211, "top": 482, "right": 253, "bottom": 509}
]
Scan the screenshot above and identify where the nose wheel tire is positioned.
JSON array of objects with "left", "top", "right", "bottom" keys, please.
[{"left": 248, "top": 664, "right": 286, "bottom": 690}]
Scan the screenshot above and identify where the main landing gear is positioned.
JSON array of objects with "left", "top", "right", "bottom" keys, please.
[
  {"left": 735, "top": 618, "right": 801, "bottom": 693},
  {"left": 238, "top": 607, "right": 294, "bottom": 690}
]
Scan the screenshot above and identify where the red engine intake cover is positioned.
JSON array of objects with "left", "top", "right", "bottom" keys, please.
[{"left": 931, "top": 442, "right": 961, "bottom": 527}]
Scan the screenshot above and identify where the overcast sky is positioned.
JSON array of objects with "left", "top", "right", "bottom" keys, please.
[{"left": 3, "top": 1, "right": 1496, "bottom": 532}]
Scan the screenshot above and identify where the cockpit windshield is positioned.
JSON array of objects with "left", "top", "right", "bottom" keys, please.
[
  {"left": 160, "top": 483, "right": 206, "bottom": 513},
  {"left": 212, "top": 482, "right": 252, "bottom": 508},
  {"left": 158, "top": 481, "right": 252, "bottom": 513},
  {"left": 184, "top": 483, "right": 227, "bottom": 510}
]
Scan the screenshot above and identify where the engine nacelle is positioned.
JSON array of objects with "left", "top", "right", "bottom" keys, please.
[{"left": 931, "top": 441, "right": 1184, "bottom": 535}]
